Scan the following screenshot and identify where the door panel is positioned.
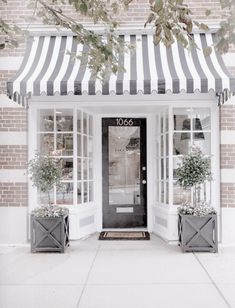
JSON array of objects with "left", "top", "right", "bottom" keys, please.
[{"left": 102, "top": 118, "right": 147, "bottom": 228}]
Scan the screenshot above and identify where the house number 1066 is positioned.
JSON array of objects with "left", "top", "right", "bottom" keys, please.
[{"left": 116, "top": 118, "right": 134, "bottom": 126}]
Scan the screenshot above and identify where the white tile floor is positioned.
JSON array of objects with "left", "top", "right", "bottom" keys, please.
[{"left": 0, "top": 234, "right": 234, "bottom": 308}]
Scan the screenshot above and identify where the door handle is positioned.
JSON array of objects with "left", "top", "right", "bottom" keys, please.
[{"left": 142, "top": 180, "right": 147, "bottom": 184}]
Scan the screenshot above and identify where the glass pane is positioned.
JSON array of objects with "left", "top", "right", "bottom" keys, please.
[
  {"left": 61, "top": 158, "right": 73, "bottom": 180},
  {"left": 195, "top": 182, "right": 211, "bottom": 204},
  {"left": 165, "top": 113, "right": 169, "bottom": 132},
  {"left": 161, "top": 182, "right": 164, "bottom": 203},
  {"left": 77, "top": 134, "right": 81, "bottom": 156},
  {"left": 38, "top": 133, "right": 54, "bottom": 154},
  {"left": 77, "top": 182, "right": 82, "bottom": 204},
  {"left": 166, "top": 158, "right": 169, "bottom": 179},
  {"left": 173, "top": 132, "right": 190, "bottom": 155},
  {"left": 108, "top": 126, "right": 140, "bottom": 205},
  {"left": 173, "top": 156, "right": 183, "bottom": 180},
  {"left": 37, "top": 189, "right": 54, "bottom": 205},
  {"left": 56, "top": 109, "right": 73, "bottom": 132},
  {"left": 56, "top": 133, "right": 73, "bottom": 156},
  {"left": 161, "top": 135, "right": 164, "bottom": 156},
  {"left": 173, "top": 183, "right": 191, "bottom": 205},
  {"left": 83, "top": 113, "right": 88, "bottom": 134},
  {"left": 77, "top": 158, "right": 82, "bottom": 180},
  {"left": 83, "top": 158, "right": 88, "bottom": 180},
  {"left": 192, "top": 108, "right": 211, "bottom": 130},
  {"left": 88, "top": 137, "right": 93, "bottom": 158},
  {"left": 83, "top": 181, "right": 88, "bottom": 203},
  {"left": 193, "top": 132, "right": 211, "bottom": 155},
  {"left": 83, "top": 135, "right": 87, "bottom": 157},
  {"left": 165, "top": 133, "right": 169, "bottom": 156},
  {"left": 56, "top": 183, "right": 73, "bottom": 205},
  {"left": 89, "top": 159, "right": 93, "bottom": 180},
  {"left": 161, "top": 159, "right": 164, "bottom": 180},
  {"left": 156, "top": 139, "right": 159, "bottom": 157},
  {"left": 77, "top": 110, "right": 81, "bottom": 133},
  {"left": 160, "top": 116, "right": 164, "bottom": 133},
  {"left": 89, "top": 181, "right": 94, "bottom": 202},
  {"left": 173, "top": 108, "right": 191, "bottom": 131},
  {"left": 156, "top": 181, "right": 159, "bottom": 202},
  {"left": 38, "top": 109, "right": 54, "bottom": 132},
  {"left": 166, "top": 182, "right": 169, "bottom": 204},
  {"left": 89, "top": 115, "right": 93, "bottom": 136}
]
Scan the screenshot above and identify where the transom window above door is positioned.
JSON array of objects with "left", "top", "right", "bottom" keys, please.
[{"left": 36, "top": 108, "right": 94, "bottom": 206}]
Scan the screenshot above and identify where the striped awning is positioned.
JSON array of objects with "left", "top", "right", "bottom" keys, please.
[{"left": 7, "top": 32, "right": 235, "bottom": 106}]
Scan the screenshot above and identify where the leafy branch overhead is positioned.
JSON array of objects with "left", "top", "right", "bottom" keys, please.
[{"left": 0, "top": 0, "right": 234, "bottom": 77}]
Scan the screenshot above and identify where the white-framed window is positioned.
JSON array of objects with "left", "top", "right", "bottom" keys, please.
[
  {"left": 36, "top": 108, "right": 94, "bottom": 206},
  {"left": 155, "top": 106, "right": 212, "bottom": 206}
]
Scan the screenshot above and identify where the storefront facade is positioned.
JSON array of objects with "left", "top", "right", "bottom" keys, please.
[{"left": 0, "top": 15, "right": 235, "bottom": 244}]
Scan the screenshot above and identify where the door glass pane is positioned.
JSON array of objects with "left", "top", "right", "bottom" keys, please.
[
  {"left": 38, "top": 109, "right": 54, "bottom": 131},
  {"left": 56, "top": 183, "right": 73, "bottom": 205},
  {"left": 56, "top": 109, "right": 73, "bottom": 131},
  {"left": 108, "top": 126, "right": 140, "bottom": 205},
  {"left": 38, "top": 133, "right": 54, "bottom": 154},
  {"left": 56, "top": 133, "right": 73, "bottom": 156}
]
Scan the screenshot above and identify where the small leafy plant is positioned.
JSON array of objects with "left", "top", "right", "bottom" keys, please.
[
  {"left": 28, "top": 153, "right": 68, "bottom": 217},
  {"left": 176, "top": 146, "right": 216, "bottom": 216}
]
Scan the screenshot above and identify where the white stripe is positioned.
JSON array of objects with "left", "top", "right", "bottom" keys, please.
[
  {"left": 13, "top": 37, "right": 39, "bottom": 94},
  {"left": 0, "top": 169, "right": 27, "bottom": 182},
  {"left": 183, "top": 48, "right": 201, "bottom": 92},
  {"left": 194, "top": 34, "right": 215, "bottom": 91},
  {"left": 159, "top": 42, "right": 172, "bottom": 92},
  {"left": 136, "top": 35, "right": 144, "bottom": 92},
  {"left": 123, "top": 35, "right": 131, "bottom": 92},
  {"left": 26, "top": 37, "right": 50, "bottom": 94},
  {"left": 40, "top": 36, "right": 62, "bottom": 94},
  {"left": 171, "top": 41, "right": 187, "bottom": 91},
  {"left": 67, "top": 43, "right": 83, "bottom": 93},
  {"left": 147, "top": 35, "right": 158, "bottom": 92},
  {"left": 53, "top": 36, "right": 73, "bottom": 93},
  {"left": 82, "top": 50, "right": 92, "bottom": 93},
  {"left": 206, "top": 33, "right": 230, "bottom": 90},
  {"left": 0, "top": 132, "right": 27, "bottom": 145}
]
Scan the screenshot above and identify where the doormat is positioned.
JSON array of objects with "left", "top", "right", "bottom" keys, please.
[{"left": 99, "top": 231, "right": 150, "bottom": 240}]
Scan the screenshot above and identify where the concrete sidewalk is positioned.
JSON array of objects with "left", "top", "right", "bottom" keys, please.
[{"left": 0, "top": 234, "right": 234, "bottom": 308}]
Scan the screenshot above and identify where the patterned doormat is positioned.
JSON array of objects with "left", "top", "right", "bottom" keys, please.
[{"left": 99, "top": 231, "right": 150, "bottom": 240}]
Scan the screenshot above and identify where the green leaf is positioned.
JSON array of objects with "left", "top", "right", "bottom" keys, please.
[
  {"left": 80, "top": 3, "right": 88, "bottom": 14},
  {"left": 154, "top": 0, "right": 163, "bottom": 13},
  {"left": 205, "top": 9, "right": 211, "bottom": 16},
  {"left": 203, "top": 46, "right": 212, "bottom": 56},
  {"left": 199, "top": 23, "right": 210, "bottom": 31}
]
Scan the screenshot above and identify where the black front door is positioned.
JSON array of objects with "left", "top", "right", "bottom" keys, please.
[{"left": 102, "top": 118, "right": 147, "bottom": 228}]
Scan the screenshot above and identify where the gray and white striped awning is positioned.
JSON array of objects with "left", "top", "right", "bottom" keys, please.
[{"left": 7, "top": 33, "right": 235, "bottom": 106}]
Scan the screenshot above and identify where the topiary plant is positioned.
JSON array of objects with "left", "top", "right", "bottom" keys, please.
[
  {"left": 176, "top": 145, "right": 212, "bottom": 209},
  {"left": 28, "top": 153, "right": 68, "bottom": 217}
]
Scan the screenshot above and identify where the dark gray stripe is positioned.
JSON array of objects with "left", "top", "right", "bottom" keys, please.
[
  {"left": 200, "top": 33, "right": 222, "bottom": 92},
  {"left": 154, "top": 43, "right": 165, "bottom": 93},
  {"left": 166, "top": 45, "right": 179, "bottom": 93},
  {"left": 142, "top": 35, "right": 151, "bottom": 94},
  {"left": 116, "top": 35, "right": 124, "bottom": 95},
  {"left": 74, "top": 44, "right": 89, "bottom": 95},
  {"left": 33, "top": 36, "right": 56, "bottom": 95},
  {"left": 177, "top": 42, "right": 194, "bottom": 92},
  {"left": 102, "top": 65, "right": 111, "bottom": 95},
  {"left": 7, "top": 36, "right": 34, "bottom": 99},
  {"left": 212, "top": 34, "right": 235, "bottom": 92},
  {"left": 130, "top": 35, "right": 137, "bottom": 94},
  {"left": 47, "top": 36, "right": 67, "bottom": 95},
  {"left": 191, "top": 34, "right": 208, "bottom": 93},
  {"left": 20, "top": 36, "right": 45, "bottom": 96},
  {"left": 60, "top": 37, "right": 77, "bottom": 95}
]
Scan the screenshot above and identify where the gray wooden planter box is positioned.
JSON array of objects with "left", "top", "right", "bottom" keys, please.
[
  {"left": 178, "top": 213, "right": 218, "bottom": 253},
  {"left": 31, "top": 214, "right": 69, "bottom": 253}
]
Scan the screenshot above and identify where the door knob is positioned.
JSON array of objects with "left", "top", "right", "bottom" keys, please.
[{"left": 142, "top": 180, "right": 147, "bottom": 184}]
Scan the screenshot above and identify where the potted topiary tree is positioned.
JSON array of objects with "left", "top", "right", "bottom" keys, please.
[
  {"left": 28, "top": 153, "right": 69, "bottom": 253},
  {"left": 176, "top": 146, "right": 218, "bottom": 253}
]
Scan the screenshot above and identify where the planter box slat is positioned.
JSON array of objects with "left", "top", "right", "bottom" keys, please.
[
  {"left": 178, "top": 214, "right": 218, "bottom": 253},
  {"left": 31, "top": 214, "right": 69, "bottom": 253}
]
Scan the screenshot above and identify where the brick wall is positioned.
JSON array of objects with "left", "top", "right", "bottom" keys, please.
[
  {"left": 0, "top": 182, "right": 27, "bottom": 207},
  {"left": 0, "top": 107, "right": 27, "bottom": 131},
  {"left": 220, "top": 105, "right": 235, "bottom": 131},
  {"left": 221, "top": 183, "right": 235, "bottom": 208},
  {"left": 0, "top": 145, "right": 27, "bottom": 169}
]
